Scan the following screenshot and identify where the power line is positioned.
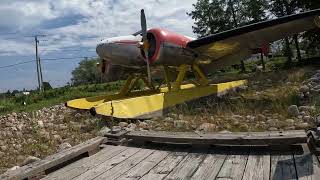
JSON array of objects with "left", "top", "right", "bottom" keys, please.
[
  {"left": 0, "top": 60, "right": 35, "bottom": 69},
  {"left": 42, "top": 56, "right": 97, "bottom": 61},
  {"left": 39, "top": 48, "right": 96, "bottom": 54},
  {"left": 0, "top": 56, "right": 98, "bottom": 69}
]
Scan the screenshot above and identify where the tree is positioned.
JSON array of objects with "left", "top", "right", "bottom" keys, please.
[
  {"left": 244, "top": 0, "right": 268, "bottom": 23},
  {"left": 188, "top": 0, "right": 268, "bottom": 72},
  {"left": 298, "top": 0, "right": 320, "bottom": 57},
  {"left": 71, "top": 58, "right": 101, "bottom": 86},
  {"left": 43, "top": 82, "right": 52, "bottom": 90},
  {"left": 187, "top": 0, "right": 231, "bottom": 37},
  {"left": 268, "top": 0, "right": 316, "bottom": 65}
]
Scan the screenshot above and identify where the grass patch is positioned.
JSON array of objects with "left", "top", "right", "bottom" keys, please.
[{"left": 0, "top": 81, "right": 124, "bottom": 115}]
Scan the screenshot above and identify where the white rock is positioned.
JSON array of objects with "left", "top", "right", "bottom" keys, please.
[
  {"left": 144, "top": 120, "right": 153, "bottom": 125},
  {"left": 168, "top": 113, "right": 178, "bottom": 118},
  {"left": 17, "top": 124, "right": 24, "bottom": 131},
  {"left": 6, "top": 166, "right": 20, "bottom": 172},
  {"left": 11, "top": 112, "right": 17, "bottom": 117},
  {"left": 98, "top": 127, "right": 111, "bottom": 136},
  {"left": 268, "top": 127, "right": 278, "bottom": 131},
  {"left": 59, "top": 124, "right": 68, "bottom": 130},
  {"left": 300, "top": 111, "right": 307, "bottom": 116},
  {"left": 127, "top": 123, "right": 137, "bottom": 131},
  {"left": 239, "top": 124, "right": 249, "bottom": 131},
  {"left": 232, "top": 115, "right": 244, "bottom": 121},
  {"left": 75, "top": 113, "right": 82, "bottom": 118},
  {"left": 118, "top": 122, "right": 128, "bottom": 128},
  {"left": 111, "top": 126, "right": 122, "bottom": 134},
  {"left": 296, "top": 123, "right": 310, "bottom": 129},
  {"left": 267, "top": 119, "right": 279, "bottom": 126},
  {"left": 164, "top": 117, "right": 174, "bottom": 122},
  {"left": 232, "top": 120, "right": 240, "bottom": 126},
  {"left": 316, "top": 115, "right": 320, "bottom": 125},
  {"left": 300, "top": 85, "right": 309, "bottom": 93},
  {"left": 173, "top": 120, "right": 189, "bottom": 129},
  {"left": 285, "top": 119, "right": 295, "bottom": 126},
  {"left": 58, "top": 143, "right": 72, "bottom": 152},
  {"left": 154, "top": 127, "right": 163, "bottom": 131},
  {"left": 288, "top": 105, "right": 299, "bottom": 117},
  {"left": 37, "top": 121, "right": 44, "bottom": 128},
  {"left": 303, "top": 116, "right": 311, "bottom": 122},
  {"left": 21, "top": 156, "right": 40, "bottom": 166},
  {"left": 0, "top": 145, "right": 7, "bottom": 151},
  {"left": 246, "top": 115, "right": 255, "bottom": 122},
  {"left": 285, "top": 126, "right": 296, "bottom": 130},
  {"left": 257, "top": 114, "right": 266, "bottom": 121},
  {"left": 299, "top": 106, "right": 316, "bottom": 112},
  {"left": 218, "top": 130, "right": 232, "bottom": 134},
  {"left": 138, "top": 122, "right": 149, "bottom": 130},
  {"left": 53, "top": 135, "right": 62, "bottom": 142},
  {"left": 197, "top": 123, "right": 216, "bottom": 132}
]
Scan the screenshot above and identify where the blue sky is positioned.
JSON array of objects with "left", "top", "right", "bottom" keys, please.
[{"left": 0, "top": 0, "right": 197, "bottom": 92}]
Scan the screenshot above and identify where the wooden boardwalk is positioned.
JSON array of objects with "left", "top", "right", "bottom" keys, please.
[
  {"left": 40, "top": 144, "right": 320, "bottom": 180},
  {"left": 2, "top": 130, "right": 320, "bottom": 180}
]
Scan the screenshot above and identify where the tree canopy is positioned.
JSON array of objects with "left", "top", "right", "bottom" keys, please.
[
  {"left": 71, "top": 58, "right": 101, "bottom": 86},
  {"left": 188, "top": 0, "right": 268, "bottom": 37},
  {"left": 188, "top": 0, "right": 320, "bottom": 65}
]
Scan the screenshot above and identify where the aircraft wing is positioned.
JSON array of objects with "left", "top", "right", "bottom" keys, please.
[{"left": 187, "top": 9, "right": 320, "bottom": 71}]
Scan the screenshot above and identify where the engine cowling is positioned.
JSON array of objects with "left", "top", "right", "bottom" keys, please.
[{"left": 141, "top": 28, "right": 196, "bottom": 66}]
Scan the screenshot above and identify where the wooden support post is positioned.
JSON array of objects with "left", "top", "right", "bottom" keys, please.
[
  {"left": 260, "top": 52, "right": 265, "bottom": 70},
  {"left": 119, "top": 74, "right": 135, "bottom": 96},
  {"left": 192, "top": 64, "right": 209, "bottom": 86},
  {"left": 172, "top": 64, "right": 188, "bottom": 91},
  {"left": 163, "top": 65, "right": 171, "bottom": 91}
]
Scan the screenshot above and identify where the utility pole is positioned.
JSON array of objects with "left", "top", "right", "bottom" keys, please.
[
  {"left": 35, "top": 35, "right": 45, "bottom": 92},
  {"left": 35, "top": 36, "right": 41, "bottom": 92},
  {"left": 39, "top": 57, "right": 44, "bottom": 91}
]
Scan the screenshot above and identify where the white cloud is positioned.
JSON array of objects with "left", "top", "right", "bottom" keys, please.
[
  {"left": 0, "top": 39, "right": 34, "bottom": 55},
  {"left": 0, "top": 1, "right": 56, "bottom": 30},
  {"left": 1, "top": 0, "right": 197, "bottom": 54},
  {"left": 0, "top": 0, "right": 198, "bottom": 91}
]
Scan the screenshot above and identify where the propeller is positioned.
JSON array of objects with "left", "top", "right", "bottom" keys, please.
[{"left": 140, "top": 9, "right": 152, "bottom": 84}]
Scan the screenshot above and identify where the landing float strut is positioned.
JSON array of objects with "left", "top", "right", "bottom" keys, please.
[{"left": 66, "top": 64, "right": 246, "bottom": 119}]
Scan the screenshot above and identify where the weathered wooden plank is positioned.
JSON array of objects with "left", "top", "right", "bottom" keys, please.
[
  {"left": 242, "top": 152, "right": 270, "bottom": 180},
  {"left": 190, "top": 150, "right": 227, "bottom": 180},
  {"left": 215, "top": 151, "right": 249, "bottom": 180},
  {"left": 0, "top": 136, "right": 106, "bottom": 180},
  {"left": 93, "top": 148, "right": 155, "bottom": 180},
  {"left": 164, "top": 149, "right": 206, "bottom": 180},
  {"left": 270, "top": 155, "right": 297, "bottom": 180},
  {"left": 43, "top": 145, "right": 127, "bottom": 180},
  {"left": 126, "top": 130, "right": 307, "bottom": 145},
  {"left": 116, "top": 149, "right": 169, "bottom": 180},
  {"left": 294, "top": 153, "right": 320, "bottom": 180},
  {"left": 140, "top": 150, "right": 189, "bottom": 180},
  {"left": 74, "top": 147, "right": 141, "bottom": 180}
]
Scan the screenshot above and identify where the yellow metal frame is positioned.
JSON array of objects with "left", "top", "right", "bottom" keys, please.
[
  {"left": 118, "top": 73, "right": 156, "bottom": 96},
  {"left": 118, "top": 63, "right": 209, "bottom": 94},
  {"left": 66, "top": 63, "right": 247, "bottom": 119},
  {"left": 164, "top": 64, "right": 209, "bottom": 91}
]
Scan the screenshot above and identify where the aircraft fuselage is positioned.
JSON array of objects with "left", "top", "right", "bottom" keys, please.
[{"left": 96, "top": 28, "right": 196, "bottom": 69}]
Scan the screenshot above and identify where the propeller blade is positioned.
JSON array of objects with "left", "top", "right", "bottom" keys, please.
[
  {"left": 141, "top": 9, "right": 147, "bottom": 39},
  {"left": 141, "top": 9, "right": 152, "bottom": 84},
  {"left": 145, "top": 50, "right": 151, "bottom": 84}
]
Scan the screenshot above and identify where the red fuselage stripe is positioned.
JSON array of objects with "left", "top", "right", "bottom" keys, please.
[{"left": 112, "top": 40, "right": 139, "bottom": 45}]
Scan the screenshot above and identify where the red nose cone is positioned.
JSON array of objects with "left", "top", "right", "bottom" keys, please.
[{"left": 146, "top": 28, "right": 192, "bottom": 63}]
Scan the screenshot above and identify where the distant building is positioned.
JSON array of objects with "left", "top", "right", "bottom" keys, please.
[{"left": 14, "top": 91, "right": 30, "bottom": 97}]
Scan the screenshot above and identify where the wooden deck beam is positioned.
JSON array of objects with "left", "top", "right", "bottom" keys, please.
[
  {"left": 0, "top": 136, "right": 106, "bottom": 180},
  {"left": 125, "top": 130, "right": 307, "bottom": 146}
]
